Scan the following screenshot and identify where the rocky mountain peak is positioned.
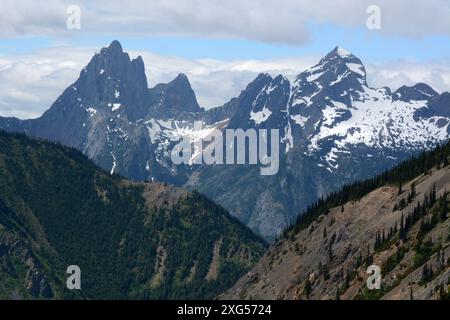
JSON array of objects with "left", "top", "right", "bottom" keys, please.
[
  {"left": 171, "top": 72, "right": 190, "bottom": 85},
  {"left": 292, "top": 47, "right": 367, "bottom": 103},
  {"left": 84, "top": 40, "right": 146, "bottom": 83},
  {"left": 46, "top": 41, "right": 150, "bottom": 121},
  {"left": 105, "top": 39, "right": 123, "bottom": 53},
  {"left": 148, "top": 72, "right": 201, "bottom": 116},
  {"left": 394, "top": 83, "right": 439, "bottom": 102},
  {"left": 312, "top": 46, "right": 367, "bottom": 84},
  {"left": 328, "top": 46, "right": 355, "bottom": 59}
]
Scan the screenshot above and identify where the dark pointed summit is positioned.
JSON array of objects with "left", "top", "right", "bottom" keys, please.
[
  {"left": 106, "top": 40, "right": 123, "bottom": 52},
  {"left": 244, "top": 73, "right": 273, "bottom": 95},
  {"left": 44, "top": 40, "right": 206, "bottom": 121},
  {"left": 318, "top": 46, "right": 362, "bottom": 67},
  {"left": 255, "top": 73, "right": 273, "bottom": 82},
  {"left": 149, "top": 73, "right": 201, "bottom": 115},
  {"left": 171, "top": 73, "right": 191, "bottom": 87},
  {"left": 88, "top": 40, "right": 144, "bottom": 79},
  {"left": 96, "top": 40, "right": 124, "bottom": 58},
  {"left": 320, "top": 46, "right": 366, "bottom": 79},
  {"left": 46, "top": 40, "right": 149, "bottom": 121},
  {"left": 328, "top": 46, "right": 355, "bottom": 59},
  {"left": 294, "top": 46, "right": 367, "bottom": 92}
]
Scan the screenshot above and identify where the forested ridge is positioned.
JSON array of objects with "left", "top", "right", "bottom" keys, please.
[
  {"left": 285, "top": 141, "right": 450, "bottom": 237},
  {"left": 223, "top": 137, "right": 450, "bottom": 300},
  {"left": 0, "top": 131, "right": 266, "bottom": 299}
]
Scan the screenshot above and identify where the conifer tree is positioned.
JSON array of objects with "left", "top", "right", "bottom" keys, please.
[
  {"left": 304, "top": 278, "right": 312, "bottom": 298},
  {"left": 398, "top": 182, "right": 403, "bottom": 195}
]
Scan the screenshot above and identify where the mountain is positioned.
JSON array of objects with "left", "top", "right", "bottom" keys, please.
[
  {"left": 221, "top": 142, "right": 450, "bottom": 300},
  {"left": 0, "top": 131, "right": 266, "bottom": 299},
  {"left": 1, "top": 42, "right": 450, "bottom": 241},
  {"left": 0, "top": 41, "right": 201, "bottom": 185},
  {"left": 189, "top": 47, "right": 450, "bottom": 240}
]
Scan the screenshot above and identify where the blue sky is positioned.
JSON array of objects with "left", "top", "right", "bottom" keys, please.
[
  {"left": 1, "top": 0, "right": 450, "bottom": 118},
  {"left": 2, "top": 23, "right": 450, "bottom": 62}
]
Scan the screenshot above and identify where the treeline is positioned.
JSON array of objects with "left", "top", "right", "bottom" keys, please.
[{"left": 284, "top": 141, "right": 450, "bottom": 238}]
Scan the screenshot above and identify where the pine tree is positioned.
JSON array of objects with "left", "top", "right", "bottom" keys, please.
[
  {"left": 304, "top": 278, "right": 312, "bottom": 298},
  {"left": 411, "top": 182, "right": 416, "bottom": 198},
  {"left": 398, "top": 182, "right": 403, "bottom": 195},
  {"left": 323, "top": 264, "right": 330, "bottom": 280},
  {"left": 441, "top": 252, "right": 446, "bottom": 268},
  {"left": 327, "top": 243, "right": 333, "bottom": 261},
  {"left": 421, "top": 263, "right": 434, "bottom": 283},
  {"left": 335, "top": 286, "right": 340, "bottom": 300},
  {"left": 432, "top": 183, "right": 437, "bottom": 204},
  {"left": 440, "top": 191, "right": 448, "bottom": 221},
  {"left": 356, "top": 252, "right": 362, "bottom": 268},
  {"left": 345, "top": 272, "right": 351, "bottom": 290}
]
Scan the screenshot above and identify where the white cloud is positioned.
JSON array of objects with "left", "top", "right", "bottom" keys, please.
[
  {"left": 135, "top": 51, "right": 317, "bottom": 107},
  {"left": 1, "top": 0, "right": 450, "bottom": 43},
  {"left": 0, "top": 45, "right": 449, "bottom": 119},
  {"left": 367, "top": 60, "right": 450, "bottom": 94},
  {"left": 0, "top": 47, "right": 92, "bottom": 118}
]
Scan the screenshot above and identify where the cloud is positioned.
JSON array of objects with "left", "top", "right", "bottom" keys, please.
[
  {"left": 135, "top": 51, "right": 317, "bottom": 107},
  {"left": 0, "top": 44, "right": 449, "bottom": 119},
  {"left": 0, "top": 47, "right": 93, "bottom": 118},
  {"left": 367, "top": 60, "right": 450, "bottom": 93},
  {"left": 1, "top": 0, "right": 450, "bottom": 44}
]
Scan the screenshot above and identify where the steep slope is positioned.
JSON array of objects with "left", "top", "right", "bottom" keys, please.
[
  {"left": 222, "top": 142, "right": 450, "bottom": 300},
  {"left": 2, "top": 42, "right": 450, "bottom": 241},
  {"left": 0, "top": 131, "right": 266, "bottom": 299}
]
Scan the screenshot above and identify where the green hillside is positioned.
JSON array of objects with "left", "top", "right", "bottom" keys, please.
[{"left": 0, "top": 131, "right": 266, "bottom": 299}]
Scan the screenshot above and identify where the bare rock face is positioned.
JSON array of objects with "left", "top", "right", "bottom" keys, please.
[{"left": 221, "top": 166, "right": 450, "bottom": 300}]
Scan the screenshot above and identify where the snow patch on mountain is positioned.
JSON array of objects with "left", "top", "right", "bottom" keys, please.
[
  {"left": 307, "top": 71, "right": 326, "bottom": 82},
  {"left": 346, "top": 63, "right": 365, "bottom": 77},
  {"left": 110, "top": 152, "right": 117, "bottom": 174},
  {"left": 250, "top": 106, "right": 272, "bottom": 125},
  {"left": 306, "top": 85, "right": 450, "bottom": 172},
  {"left": 291, "top": 114, "right": 309, "bottom": 127},
  {"left": 337, "top": 46, "right": 352, "bottom": 58}
]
